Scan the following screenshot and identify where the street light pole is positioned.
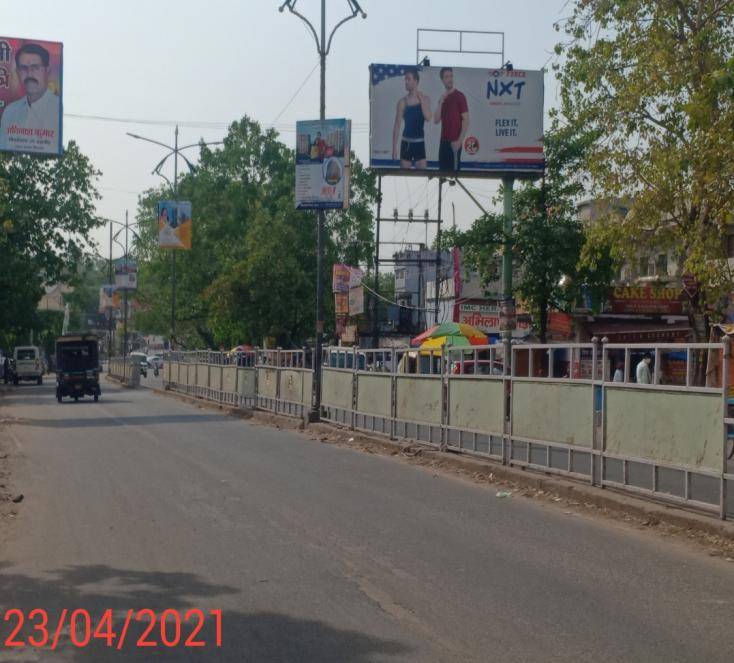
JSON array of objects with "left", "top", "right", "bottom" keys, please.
[
  {"left": 123, "top": 210, "right": 129, "bottom": 359},
  {"left": 108, "top": 221, "right": 113, "bottom": 361},
  {"left": 279, "top": 0, "right": 366, "bottom": 422},
  {"left": 127, "top": 129, "right": 222, "bottom": 351},
  {"left": 172, "top": 125, "right": 179, "bottom": 347}
]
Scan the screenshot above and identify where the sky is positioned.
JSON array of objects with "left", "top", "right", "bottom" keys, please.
[{"left": 3, "top": 0, "right": 570, "bottom": 261}]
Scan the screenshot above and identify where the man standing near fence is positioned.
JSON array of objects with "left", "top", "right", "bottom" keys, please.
[{"left": 636, "top": 353, "right": 652, "bottom": 384}]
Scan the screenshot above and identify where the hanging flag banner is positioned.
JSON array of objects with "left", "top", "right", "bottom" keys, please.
[
  {"left": 348, "top": 286, "right": 364, "bottom": 316},
  {"left": 157, "top": 200, "right": 192, "bottom": 250},
  {"left": 296, "top": 118, "right": 351, "bottom": 210},
  {"left": 113, "top": 258, "right": 137, "bottom": 291},
  {"left": 0, "top": 36, "right": 63, "bottom": 156},
  {"left": 369, "top": 64, "right": 544, "bottom": 175}
]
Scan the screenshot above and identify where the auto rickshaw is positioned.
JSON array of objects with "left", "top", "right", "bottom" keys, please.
[{"left": 55, "top": 334, "right": 101, "bottom": 403}]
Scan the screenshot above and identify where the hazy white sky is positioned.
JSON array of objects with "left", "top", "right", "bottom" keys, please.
[{"left": 3, "top": 0, "right": 568, "bottom": 260}]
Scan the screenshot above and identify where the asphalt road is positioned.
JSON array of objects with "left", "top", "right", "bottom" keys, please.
[{"left": 0, "top": 380, "right": 733, "bottom": 662}]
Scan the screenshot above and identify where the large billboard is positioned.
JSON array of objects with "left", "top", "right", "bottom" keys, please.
[
  {"left": 369, "top": 64, "right": 543, "bottom": 175},
  {"left": 296, "top": 118, "right": 351, "bottom": 209},
  {"left": 157, "top": 201, "right": 192, "bottom": 250},
  {"left": 0, "top": 37, "right": 63, "bottom": 156}
]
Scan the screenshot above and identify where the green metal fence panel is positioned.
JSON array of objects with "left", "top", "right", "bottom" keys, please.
[
  {"left": 222, "top": 366, "right": 238, "bottom": 394},
  {"left": 448, "top": 378, "right": 504, "bottom": 434},
  {"left": 396, "top": 375, "right": 442, "bottom": 425},
  {"left": 196, "top": 364, "right": 209, "bottom": 388},
  {"left": 238, "top": 368, "right": 256, "bottom": 397},
  {"left": 605, "top": 387, "right": 723, "bottom": 472},
  {"left": 210, "top": 365, "right": 223, "bottom": 391},
  {"left": 322, "top": 369, "right": 353, "bottom": 410},
  {"left": 302, "top": 370, "right": 313, "bottom": 405},
  {"left": 512, "top": 381, "right": 593, "bottom": 447},
  {"left": 257, "top": 367, "right": 278, "bottom": 398},
  {"left": 280, "top": 368, "right": 307, "bottom": 405},
  {"left": 356, "top": 373, "right": 392, "bottom": 418}
]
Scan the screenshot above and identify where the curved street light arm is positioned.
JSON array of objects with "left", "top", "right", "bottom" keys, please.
[
  {"left": 126, "top": 132, "right": 173, "bottom": 151},
  {"left": 178, "top": 140, "right": 223, "bottom": 151},
  {"left": 326, "top": 2, "right": 366, "bottom": 55},
  {"left": 153, "top": 167, "right": 173, "bottom": 188},
  {"left": 281, "top": 1, "right": 322, "bottom": 53},
  {"left": 152, "top": 152, "right": 175, "bottom": 176}
]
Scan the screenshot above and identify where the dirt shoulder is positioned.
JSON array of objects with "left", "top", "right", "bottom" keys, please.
[
  {"left": 0, "top": 387, "right": 21, "bottom": 544},
  {"left": 155, "top": 386, "right": 734, "bottom": 563}
]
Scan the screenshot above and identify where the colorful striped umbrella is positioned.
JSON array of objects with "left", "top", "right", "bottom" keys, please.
[{"left": 411, "top": 322, "right": 488, "bottom": 349}]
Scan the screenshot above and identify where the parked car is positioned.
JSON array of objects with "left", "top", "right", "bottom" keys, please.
[{"left": 13, "top": 346, "right": 44, "bottom": 385}]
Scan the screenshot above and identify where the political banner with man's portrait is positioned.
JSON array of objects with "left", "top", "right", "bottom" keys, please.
[{"left": 0, "top": 36, "right": 63, "bottom": 156}]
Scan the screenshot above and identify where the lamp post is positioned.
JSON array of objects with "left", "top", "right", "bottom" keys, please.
[
  {"left": 108, "top": 213, "right": 142, "bottom": 359},
  {"left": 279, "top": 0, "right": 366, "bottom": 421},
  {"left": 127, "top": 128, "right": 222, "bottom": 349}
]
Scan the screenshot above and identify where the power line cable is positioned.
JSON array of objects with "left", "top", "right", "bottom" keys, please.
[{"left": 270, "top": 60, "right": 321, "bottom": 126}]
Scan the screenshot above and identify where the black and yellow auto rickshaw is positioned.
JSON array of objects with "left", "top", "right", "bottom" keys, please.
[{"left": 55, "top": 334, "right": 101, "bottom": 403}]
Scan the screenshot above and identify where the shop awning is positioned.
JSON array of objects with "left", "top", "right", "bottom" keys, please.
[{"left": 586, "top": 320, "right": 692, "bottom": 343}]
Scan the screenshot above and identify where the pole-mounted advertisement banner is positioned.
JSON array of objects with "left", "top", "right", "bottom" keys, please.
[
  {"left": 0, "top": 36, "right": 63, "bottom": 156},
  {"left": 369, "top": 64, "right": 544, "bottom": 176},
  {"left": 296, "top": 119, "right": 351, "bottom": 210},
  {"left": 113, "top": 259, "right": 137, "bottom": 291},
  {"left": 98, "top": 285, "right": 121, "bottom": 313},
  {"left": 157, "top": 201, "right": 192, "bottom": 250}
]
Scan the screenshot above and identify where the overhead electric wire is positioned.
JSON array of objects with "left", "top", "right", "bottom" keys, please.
[
  {"left": 270, "top": 60, "right": 320, "bottom": 125},
  {"left": 64, "top": 110, "right": 368, "bottom": 133}
]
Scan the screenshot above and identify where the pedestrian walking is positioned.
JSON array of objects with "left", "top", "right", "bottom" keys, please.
[{"left": 636, "top": 353, "right": 652, "bottom": 384}]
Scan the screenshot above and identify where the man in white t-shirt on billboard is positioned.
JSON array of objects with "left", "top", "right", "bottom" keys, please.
[{"left": 0, "top": 43, "right": 60, "bottom": 152}]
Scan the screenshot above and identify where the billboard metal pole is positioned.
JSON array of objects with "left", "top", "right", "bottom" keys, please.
[
  {"left": 372, "top": 175, "right": 382, "bottom": 347},
  {"left": 501, "top": 176, "right": 514, "bottom": 373},
  {"left": 280, "top": 0, "right": 366, "bottom": 422},
  {"left": 435, "top": 178, "right": 444, "bottom": 325}
]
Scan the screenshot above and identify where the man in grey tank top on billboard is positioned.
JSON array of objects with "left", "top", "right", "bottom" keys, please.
[{"left": 392, "top": 67, "right": 432, "bottom": 169}]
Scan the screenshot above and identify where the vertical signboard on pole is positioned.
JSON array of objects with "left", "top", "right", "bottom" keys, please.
[
  {"left": 296, "top": 119, "right": 351, "bottom": 209},
  {"left": 0, "top": 37, "right": 63, "bottom": 156},
  {"left": 157, "top": 201, "right": 192, "bottom": 250},
  {"left": 113, "top": 259, "right": 138, "bottom": 290}
]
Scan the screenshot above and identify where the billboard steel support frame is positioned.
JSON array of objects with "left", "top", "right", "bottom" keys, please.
[
  {"left": 416, "top": 28, "right": 505, "bottom": 66},
  {"left": 372, "top": 175, "right": 444, "bottom": 347}
]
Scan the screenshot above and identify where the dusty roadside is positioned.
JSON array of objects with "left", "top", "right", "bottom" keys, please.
[
  {"left": 154, "top": 385, "right": 734, "bottom": 563},
  {"left": 0, "top": 388, "right": 21, "bottom": 544}
]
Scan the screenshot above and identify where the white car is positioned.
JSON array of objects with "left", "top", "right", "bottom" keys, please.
[{"left": 13, "top": 346, "right": 43, "bottom": 385}]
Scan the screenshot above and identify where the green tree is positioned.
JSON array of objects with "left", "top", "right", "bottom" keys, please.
[
  {"left": 133, "top": 116, "right": 376, "bottom": 349},
  {"left": 556, "top": 0, "right": 734, "bottom": 337},
  {"left": 0, "top": 142, "right": 101, "bottom": 349},
  {"left": 439, "top": 125, "right": 615, "bottom": 341}
]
